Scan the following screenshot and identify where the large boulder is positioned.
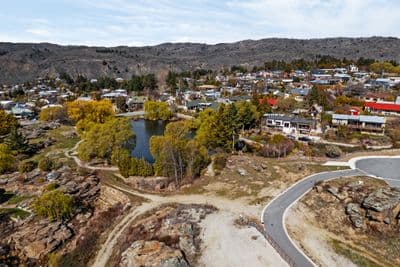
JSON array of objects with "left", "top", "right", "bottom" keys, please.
[
  {"left": 362, "top": 188, "right": 400, "bottom": 212},
  {"left": 345, "top": 203, "right": 364, "bottom": 228}
]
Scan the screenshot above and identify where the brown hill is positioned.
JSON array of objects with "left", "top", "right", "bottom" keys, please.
[{"left": 0, "top": 37, "right": 399, "bottom": 83}]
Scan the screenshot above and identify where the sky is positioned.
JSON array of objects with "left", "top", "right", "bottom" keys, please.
[{"left": 0, "top": 0, "right": 399, "bottom": 46}]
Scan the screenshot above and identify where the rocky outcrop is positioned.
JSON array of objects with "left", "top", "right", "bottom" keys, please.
[
  {"left": 11, "top": 220, "right": 72, "bottom": 259},
  {"left": 319, "top": 181, "right": 400, "bottom": 230},
  {"left": 111, "top": 204, "right": 216, "bottom": 267},
  {"left": 127, "top": 176, "right": 175, "bottom": 192},
  {"left": 362, "top": 188, "right": 400, "bottom": 212},
  {"left": 120, "top": 240, "right": 189, "bottom": 267},
  {"left": 97, "top": 186, "right": 130, "bottom": 209},
  {"left": 363, "top": 188, "right": 400, "bottom": 224},
  {"left": 0, "top": 168, "right": 106, "bottom": 265},
  {"left": 22, "top": 122, "right": 61, "bottom": 140}
]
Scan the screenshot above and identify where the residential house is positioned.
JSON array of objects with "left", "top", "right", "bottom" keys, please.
[
  {"left": 290, "top": 87, "right": 310, "bottom": 102},
  {"left": 0, "top": 100, "right": 15, "bottom": 110},
  {"left": 11, "top": 104, "right": 34, "bottom": 119},
  {"left": 127, "top": 96, "right": 148, "bottom": 110},
  {"left": 263, "top": 114, "right": 316, "bottom": 135},
  {"left": 331, "top": 114, "right": 386, "bottom": 135},
  {"left": 183, "top": 100, "right": 218, "bottom": 112},
  {"left": 364, "top": 101, "right": 400, "bottom": 116}
]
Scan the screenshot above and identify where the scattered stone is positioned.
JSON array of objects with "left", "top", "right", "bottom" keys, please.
[
  {"left": 46, "top": 171, "right": 61, "bottom": 181},
  {"left": 237, "top": 168, "right": 247, "bottom": 176},
  {"left": 179, "top": 236, "right": 196, "bottom": 262},
  {"left": 326, "top": 186, "right": 339, "bottom": 197},
  {"left": 25, "top": 169, "right": 42, "bottom": 181},
  {"left": 260, "top": 163, "right": 268, "bottom": 169},
  {"left": 253, "top": 165, "right": 262, "bottom": 172}
]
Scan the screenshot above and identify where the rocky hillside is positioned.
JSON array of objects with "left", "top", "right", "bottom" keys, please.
[
  {"left": 299, "top": 177, "right": 400, "bottom": 266},
  {"left": 0, "top": 37, "right": 400, "bottom": 83}
]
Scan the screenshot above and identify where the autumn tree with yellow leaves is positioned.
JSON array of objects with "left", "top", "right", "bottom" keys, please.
[{"left": 66, "top": 99, "right": 115, "bottom": 124}]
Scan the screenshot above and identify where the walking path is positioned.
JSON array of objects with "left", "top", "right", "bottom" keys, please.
[{"left": 66, "top": 143, "right": 284, "bottom": 267}]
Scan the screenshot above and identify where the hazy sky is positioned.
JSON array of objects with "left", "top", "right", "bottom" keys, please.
[{"left": 0, "top": 0, "right": 398, "bottom": 46}]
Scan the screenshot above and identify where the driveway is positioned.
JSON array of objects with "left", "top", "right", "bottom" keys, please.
[{"left": 263, "top": 156, "right": 400, "bottom": 267}]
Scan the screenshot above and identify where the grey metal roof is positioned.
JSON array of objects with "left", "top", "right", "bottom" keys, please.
[
  {"left": 359, "top": 115, "right": 386, "bottom": 124},
  {"left": 264, "top": 114, "right": 313, "bottom": 124},
  {"left": 290, "top": 88, "right": 310, "bottom": 96},
  {"left": 332, "top": 114, "right": 385, "bottom": 124}
]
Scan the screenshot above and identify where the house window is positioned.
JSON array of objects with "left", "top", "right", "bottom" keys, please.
[
  {"left": 276, "top": 121, "right": 282, "bottom": 126},
  {"left": 267, "top": 119, "right": 273, "bottom": 125},
  {"left": 284, "top": 122, "right": 290, "bottom": 128}
]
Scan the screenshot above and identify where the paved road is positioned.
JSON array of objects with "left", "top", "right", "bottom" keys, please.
[
  {"left": 116, "top": 111, "right": 194, "bottom": 120},
  {"left": 262, "top": 169, "right": 364, "bottom": 267},
  {"left": 116, "top": 111, "right": 145, "bottom": 117},
  {"left": 356, "top": 158, "right": 400, "bottom": 187}
]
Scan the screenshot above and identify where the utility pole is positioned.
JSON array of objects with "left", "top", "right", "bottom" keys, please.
[{"left": 232, "top": 130, "right": 235, "bottom": 152}]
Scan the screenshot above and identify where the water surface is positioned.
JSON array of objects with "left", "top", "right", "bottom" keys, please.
[{"left": 130, "top": 119, "right": 166, "bottom": 163}]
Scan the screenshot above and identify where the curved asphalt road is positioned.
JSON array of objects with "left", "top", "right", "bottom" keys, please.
[
  {"left": 263, "top": 157, "right": 400, "bottom": 267},
  {"left": 262, "top": 169, "right": 364, "bottom": 267},
  {"left": 356, "top": 158, "right": 400, "bottom": 187}
]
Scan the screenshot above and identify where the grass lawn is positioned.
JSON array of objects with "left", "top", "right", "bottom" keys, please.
[{"left": 30, "top": 125, "right": 79, "bottom": 162}]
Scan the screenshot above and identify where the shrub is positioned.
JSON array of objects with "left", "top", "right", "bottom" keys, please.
[
  {"left": 0, "top": 144, "right": 15, "bottom": 174},
  {"left": 0, "top": 110, "right": 18, "bottom": 136},
  {"left": 32, "top": 190, "right": 73, "bottom": 221},
  {"left": 46, "top": 182, "right": 59, "bottom": 191},
  {"left": 38, "top": 157, "right": 55, "bottom": 171},
  {"left": 133, "top": 158, "right": 154, "bottom": 177},
  {"left": 387, "top": 118, "right": 400, "bottom": 143},
  {"left": 259, "top": 135, "right": 295, "bottom": 158},
  {"left": 39, "top": 106, "right": 68, "bottom": 122},
  {"left": 213, "top": 153, "right": 227, "bottom": 171},
  {"left": 36, "top": 177, "right": 46, "bottom": 183},
  {"left": 325, "top": 145, "right": 342, "bottom": 158},
  {"left": 18, "top": 160, "right": 37, "bottom": 173},
  {"left": 118, "top": 156, "right": 154, "bottom": 178}
]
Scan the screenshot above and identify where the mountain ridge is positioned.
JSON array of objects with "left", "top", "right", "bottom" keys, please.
[{"left": 0, "top": 37, "right": 399, "bottom": 84}]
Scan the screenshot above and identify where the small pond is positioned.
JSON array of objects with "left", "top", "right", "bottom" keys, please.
[{"left": 130, "top": 119, "right": 166, "bottom": 163}]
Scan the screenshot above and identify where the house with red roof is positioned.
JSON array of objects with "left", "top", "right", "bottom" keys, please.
[
  {"left": 258, "top": 97, "right": 277, "bottom": 107},
  {"left": 364, "top": 101, "right": 400, "bottom": 116}
]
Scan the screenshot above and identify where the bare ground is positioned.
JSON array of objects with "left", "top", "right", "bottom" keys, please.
[
  {"left": 198, "top": 211, "right": 287, "bottom": 267},
  {"left": 66, "top": 143, "right": 366, "bottom": 267},
  {"left": 286, "top": 202, "right": 357, "bottom": 267}
]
